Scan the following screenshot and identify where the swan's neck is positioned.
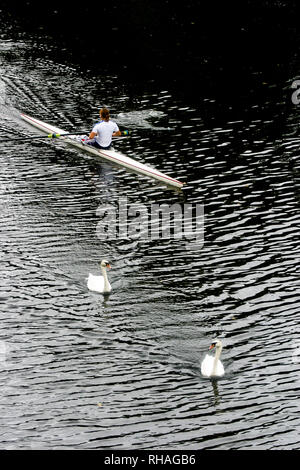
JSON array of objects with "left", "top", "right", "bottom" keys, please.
[
  {"left": 212, "top": 345, "right": 222, "bottom": 375},
  {"left": 101, "top": 266, "right": 110, "bottom": 292}
]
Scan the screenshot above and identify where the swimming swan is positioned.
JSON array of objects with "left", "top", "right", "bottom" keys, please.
[
  {"left": 201, "top": 339, "right": 225, "bottom": 377},
  {"left": 87, "top": 260, "right": 112, "bottom": 294}
]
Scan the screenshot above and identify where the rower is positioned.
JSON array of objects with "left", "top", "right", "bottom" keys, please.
[{"left": 87, "top": 107, "right": 121, "bottom": 150}]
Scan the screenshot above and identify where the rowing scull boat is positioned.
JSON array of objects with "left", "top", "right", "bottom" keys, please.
[{"left": 20, "top": 113, "right": 183, "bottom": 189}]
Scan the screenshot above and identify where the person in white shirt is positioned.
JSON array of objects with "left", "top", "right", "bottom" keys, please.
[{"left": 87, "top": 107, "right": 121, "bottom": 149}]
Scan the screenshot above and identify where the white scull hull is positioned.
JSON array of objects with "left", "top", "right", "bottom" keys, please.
[{"left": 20, "top": 113, "right": 183, "bottom": 189}]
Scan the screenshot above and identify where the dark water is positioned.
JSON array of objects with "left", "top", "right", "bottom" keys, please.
[{"left": 0, "top": 24, "right": 299, "bottom": 450}]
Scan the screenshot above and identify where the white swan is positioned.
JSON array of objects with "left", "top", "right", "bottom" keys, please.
[
  {"left": 87, "top": 260, "right": 112, "bottom": 294},
  {"left": 201, "top": 339, "right": 225, "bottom": 377}
]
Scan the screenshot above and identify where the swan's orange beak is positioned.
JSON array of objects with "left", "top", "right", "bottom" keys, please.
[
  {"left": 209, "top": 344, "right": 215, "bottom": 350},
  {"left": 106, "top": 264, "right": 111, "bottom": 269}
]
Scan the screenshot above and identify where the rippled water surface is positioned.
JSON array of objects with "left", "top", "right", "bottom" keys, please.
[{"left": 0, "top": 36, "right": 299, "bottom": 450}]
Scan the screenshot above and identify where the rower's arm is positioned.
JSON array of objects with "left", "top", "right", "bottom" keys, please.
[
  {"left": 89, "top": 131, "right": 97, "bottom": 139},
  {"left": 113, "top": 130, "right": 122, "bottom": 137}
]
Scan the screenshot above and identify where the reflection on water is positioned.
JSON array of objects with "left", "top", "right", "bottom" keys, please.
[
  {"left": 210, "top": 380, "right": 221, "bottom": 407},
  {"left": 0, "top": 34, "right": 299, "bottom": 450}
]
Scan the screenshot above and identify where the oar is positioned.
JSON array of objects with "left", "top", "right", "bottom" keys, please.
[
  {"left": 0, "top": 129, "right": 130, "bottom": 143},
  {"left": 0, "top": 132, "right": 88, "bottom": 143}
]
